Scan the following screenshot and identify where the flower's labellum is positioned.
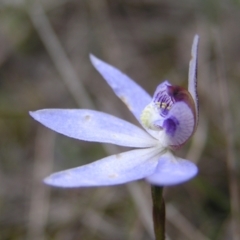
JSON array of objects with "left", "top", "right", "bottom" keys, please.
[{"left": 141, "top": 81, "right": 196, "bottom": 148}]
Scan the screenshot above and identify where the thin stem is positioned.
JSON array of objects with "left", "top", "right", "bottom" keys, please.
[{"left": 151, "top": 185, "right": 165, "bottom": 240}]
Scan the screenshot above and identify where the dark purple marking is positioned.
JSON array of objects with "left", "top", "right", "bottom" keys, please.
[
  {"left": 154, "top": 92, "right": 173, "bottom": 106},
  {"left": 163, "top": 117, "right": 179, "bottom": 137},
  {"left": 160, "top": 108, "right": 169, "bottom": 117},
  {"left": 167, "top": 85, "right": 187, "bottom": 102}
]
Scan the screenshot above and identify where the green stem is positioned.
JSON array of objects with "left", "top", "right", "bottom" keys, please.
[{"left": 151, "top": 185, "right": 165, "bottom": 240}]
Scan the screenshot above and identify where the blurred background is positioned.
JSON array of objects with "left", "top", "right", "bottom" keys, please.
[{"left": 0, "top": 0, "right": 240, "bottom": 239}]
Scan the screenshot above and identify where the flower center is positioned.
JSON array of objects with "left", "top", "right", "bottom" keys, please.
[
  {"left": 153, "top": 87, "right": 174, "bottom": 117},
  {"left": 140, "top": 81, "right": 196, "bottom": 148}
]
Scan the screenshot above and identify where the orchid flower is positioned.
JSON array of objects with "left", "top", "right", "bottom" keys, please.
[{"left": 30, "top": 35, "right": 199, "bottom": 188}]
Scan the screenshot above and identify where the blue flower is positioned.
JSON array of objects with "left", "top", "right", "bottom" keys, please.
[{"left": 30, "top": 35, "right": 199, "bottom": 188}]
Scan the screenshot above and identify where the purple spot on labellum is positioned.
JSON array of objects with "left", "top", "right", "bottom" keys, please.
[
  {"left": 160, "top": 108, "right": 169, "bottom": 117},
  {"left": 163, "top": 117, "right": 179, "bottom": 137}
]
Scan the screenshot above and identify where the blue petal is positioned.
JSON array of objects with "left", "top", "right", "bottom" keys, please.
[
  {"left": 188, "top": 35, "right": 199, "bottom": 122},
  {"left": 90, "top": 55, "right": 152, "bottom": 124},
  {"left": 30, "top": 109, "right": 157, "bottom": 148},
  {"left": 44, "top": 148, "right": 161, "bottom": 187},
  {"left": 146, "top": 152, "right": 198, "bottom": 186}
]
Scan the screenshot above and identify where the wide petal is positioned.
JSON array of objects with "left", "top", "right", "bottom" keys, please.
[
  {"left": 146, "top": 151, "right": 198, "bottom": 186},
  {"left": 162, "top": 101, "right": 195, "bottom": 146},
  {"left": 188, "top": 35, "right": 199, "bottom": 122},
  {"left": 44, "top": 147, "right": 162, "bottom": 187},
  {"left": 90, "top": 55, "right": 152, "bottom": 124},
  {"left": 30, "top": 109, "right": 157, "bottom": 148}
]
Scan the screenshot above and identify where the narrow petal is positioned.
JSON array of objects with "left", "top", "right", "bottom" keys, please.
[
  {"left": 188, "top": 35, "right": 199, "bottom": 122},
  {"left": 44, "top": 147, "right": 162, "bottom": 187},
  {"left": 90, "top": 55, "right": 152, "bottom": 124},
  {"left": 30, "top": 109, "right": 157, "bottom": 148},
  {"left": 146, "top": 152, "right": 198, "bottom": 186}
]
